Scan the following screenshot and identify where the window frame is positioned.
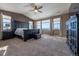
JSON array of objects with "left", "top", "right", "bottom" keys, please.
[
  {"left": 36, "top": 21, "right": 41, "bottom": 29},
  {"left": 2, "top": 15, "right": 11, "bottom": 31},
  {"left": 53, "top": 17, "right": 61, "bottom": 30},
  {"left": 42, "top": 20, "right": 50, "bottom": 30},
  {"left": 29, "top": 21, "right": 33, "bottom": 29}
]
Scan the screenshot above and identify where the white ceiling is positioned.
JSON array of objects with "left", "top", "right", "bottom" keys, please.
[{"left": 0, "top": 3, "right": 71, "bottom": 20}]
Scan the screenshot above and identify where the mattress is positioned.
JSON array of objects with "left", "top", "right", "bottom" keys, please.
[{"left": 14, "top": 28, "right": 28, "bottom": 38}]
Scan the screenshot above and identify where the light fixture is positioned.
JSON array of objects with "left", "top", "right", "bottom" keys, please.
[{"left": 34, "top": 9, "right": 38, "bottom": 13}]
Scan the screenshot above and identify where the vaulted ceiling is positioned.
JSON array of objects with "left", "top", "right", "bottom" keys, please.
[{"left": 0, "top": 3, "right": 72, "bottom": 20}]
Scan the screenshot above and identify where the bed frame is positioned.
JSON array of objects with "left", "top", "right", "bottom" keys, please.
[{"left": 23, "top": 29, "right": 41, "bottom": 41}]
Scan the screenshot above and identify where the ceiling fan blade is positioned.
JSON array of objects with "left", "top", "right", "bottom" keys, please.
[
  {"left": 29, "top": 9, "right": 34, "bottom": 12},
  {"left": 38, "top": 6, "right": 43, "bottom": 9},
  {"left": 38, "top": 10, "right": 42, "bottom": 13}
]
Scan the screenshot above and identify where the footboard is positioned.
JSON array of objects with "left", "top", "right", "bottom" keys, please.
[
  {"left": 23, "top": 29, "right": 41, "bottom": 41},
  {"left": 23, "top": 30, "right": 31, "bottom": 41}
]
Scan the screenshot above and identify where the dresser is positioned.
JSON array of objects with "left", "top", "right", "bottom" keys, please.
[{"left": 2, "top": 30, "right": 14, "bottom": 40}]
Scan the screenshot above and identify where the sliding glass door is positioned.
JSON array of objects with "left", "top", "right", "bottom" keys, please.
[{"left": 42, "top": 20, "right": 50, "bottom": 34}]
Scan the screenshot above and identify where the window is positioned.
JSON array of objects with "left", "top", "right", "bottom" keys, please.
[
  {"left": 36, "top": 21, "right": 41, "bottom": 29},
  {"left": 2, "top": 15, "right": 11, "bottom": 30},
  {"left": 29, "top": 21, "right": 33, "bottom": 29},
  {"left": 42, "top": 20, "right": 50, "bottom": 29},
  {"left": 53, "top": 18, "right": 60, "bottom": 30}
]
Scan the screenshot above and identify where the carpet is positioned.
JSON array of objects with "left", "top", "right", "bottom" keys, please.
[{"left": 0, "top": 34, "right": 72, "bottom": 56}]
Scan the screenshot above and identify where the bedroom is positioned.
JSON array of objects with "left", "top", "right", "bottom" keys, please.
[{"left": 0, "top": 3, "right": 79, "bottom": 56}]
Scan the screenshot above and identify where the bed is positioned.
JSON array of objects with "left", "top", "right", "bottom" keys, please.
[
  {"left": 14, "top": 28, "right": 28, "bottom": 38},
  {"left": 14, "top": 28, "right": 41, "bottom": 41}
]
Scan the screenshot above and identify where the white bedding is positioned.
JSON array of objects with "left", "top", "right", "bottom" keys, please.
[{"left": 15, "top": 28, "right": 28, "bottom": 38}]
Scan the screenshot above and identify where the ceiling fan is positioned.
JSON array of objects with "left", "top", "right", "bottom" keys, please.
[{"left": 25, "top": 3, "right": 43, "bottom": 13}]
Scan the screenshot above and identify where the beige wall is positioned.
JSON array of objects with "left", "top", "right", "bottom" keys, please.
[
  {"left": 51, "top": 14, "right": 69, "bottom": 37},
  {"left": 0, "top": 9, "right": 34, "bottom": 30},
  {"left": 0, "top": 10, "right": 33, "bottom": 22},
  {"left": 33, "top": 13, "right": 77, "bottom": 37}
]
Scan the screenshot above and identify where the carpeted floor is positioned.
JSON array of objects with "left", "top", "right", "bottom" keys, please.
[{"left": 0, "top": 34, "right": 72, "bottom": 56}]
